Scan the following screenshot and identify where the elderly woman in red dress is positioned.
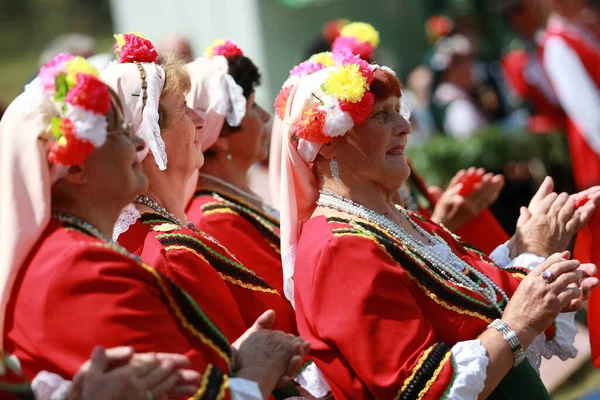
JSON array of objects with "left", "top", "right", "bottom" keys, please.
[
  {"left": 0, "top": 53, "right": 307, "bottom": 400},
  {"left": 185, "top": 40, "right": 288, "bottom": 300},
  {"left": 102, "top": 34, "right": 295, "bottom": 343},
  {"left": 275, "top": 53, "right": 600, "bottom": 399}
]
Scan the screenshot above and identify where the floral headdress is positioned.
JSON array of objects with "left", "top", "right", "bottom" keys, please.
[
  {"left": 292, "top": 52, "right": 376, "bottom": 144},
  {"left": 195, "top": 39, "right": 248, "bottom": 127},
  {"left": 274, "top": 52, "right": 336, "bottom": 120},
  {"left": 34, "top": 53, "right": 111, "bottom": 166},
  {"left": 322, "top": 18, "right": 349, "bottom": 43},
  {"left": 332, "top": 22, "right": 380, "bottom": 61},
  {"left": 106, "top": 32, "right": 167, "bottom": 170},
  {"left": 204, "top": 39, "right": 244, "bottom": 59}
]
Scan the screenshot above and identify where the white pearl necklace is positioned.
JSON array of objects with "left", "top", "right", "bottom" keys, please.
[
  {"left": 317, "top": 191, "right": 509, "bottom": 315},
  {"left": 135, "top": 195, "right": 185, "bottom": 226}
]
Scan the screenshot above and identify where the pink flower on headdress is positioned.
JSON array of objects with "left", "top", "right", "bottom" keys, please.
[
  {"left": 333, "top": 52, "right": 373, "bottom": 84},
  {"left": 340, "top": 91, "right": 374, "bottom": 125},
  {"left": 205, "top": 40, "right": 244, "bottom": 59},
  {"left": 66, "top": 74, "right": 111, "bottom": 115},
  {"left": 38, "top": 53, "right": 75, "bottom": 91},
  {"left": 290, "top": 60, "right": 326, "bottom": 79},
  {"left": 332, "top": 36, "right": 375, "bottom": 61},
  {"left": 114, "top": 33, "right": 158, "bottom": 64}
]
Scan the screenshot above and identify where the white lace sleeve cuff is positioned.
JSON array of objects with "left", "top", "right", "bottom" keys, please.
[
  {"left": 446, "top": 340, "right": 489, "bottom": 400},
  {"left": 525, "top": 312, "right": 578, "bottom": 372},
  {"left": 489, "top": 241, "right": 545, "bottom": 270},
  {"left": 294, "top": 361, "right": 332, "bottom": 398},
  {"left": 31, "top": 371, "right": 71, "bottom": 400},
  {"left": 230, "top": 377, "right": 263, "bottom": 400}
]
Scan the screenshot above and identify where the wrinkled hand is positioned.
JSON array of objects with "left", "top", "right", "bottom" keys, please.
[
  {"left": 431, "top": 168, "right": 504, "bottom": 232},
  {"left": 502, "top": 252, "right": 599, "bottom": 348},
  {"left": 67, "top": 347, "right": 201, "bottom": 400},
  {"left": 233, "top": 310, "right": 310, "bottom": 399},
  {"left": 512, "top": 177, "right": 600, "bottom": 257}
]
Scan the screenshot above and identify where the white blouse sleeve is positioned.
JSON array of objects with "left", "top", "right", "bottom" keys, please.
[
  {"left": 444, "top": 99, "right": 486, "bottom": 139},
  {"left": 544, "top": 36, "right": 600, "bottom": 156},
  {"left": 230, "top": 377, "right": 263, "bottom": 400},
  {"left": 489, "top": 241, "right": 545, "bottom": 270},
  {"left": 525, "top": 312, "right": 578, "bottom": 372},
  {"left": 445, "top": 340, "right": 489, "bottom": 400}
]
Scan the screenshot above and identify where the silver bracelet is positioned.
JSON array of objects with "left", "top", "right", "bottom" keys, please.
[{"left": 488, "top": 319, "right": 526, "bottom": 366}]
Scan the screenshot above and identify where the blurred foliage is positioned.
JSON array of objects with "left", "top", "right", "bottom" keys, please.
[
  {"left": 406, "top": 128, "right": 572, "bottom": 187},
  {"left": 0, "top": 0, "right": 112, "bottom": 105},
  {"left": 277, "top": 0, "right": 347, "bottom": 8}
]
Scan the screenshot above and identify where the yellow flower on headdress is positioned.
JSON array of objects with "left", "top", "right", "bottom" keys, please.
[
  {"left": 204, "top": 39, "right": 227, "bottom": 58},
  {"left": 323, "top": 64, "right": 368, "bottom": 103},
  {"left": 310, "top": 52, "right": 335, "bottom": 67},
  {"left": 340, "top": 22, "right": 380, "bottom": 48},
  {"left": 64, "top": 57, "right": 98, "bottom": 88}
]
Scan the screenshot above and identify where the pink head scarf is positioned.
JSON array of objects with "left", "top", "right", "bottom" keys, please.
[
  {"left": 0, "top": 85, "right": 67, "bottom": 348},
  {"left": 276, "top": 68, "right": 335, "bottom": 304}
]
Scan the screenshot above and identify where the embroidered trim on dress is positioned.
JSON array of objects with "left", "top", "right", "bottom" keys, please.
[
  {"left": 328, "top": 217, "right": 504, "bottom": 320},
  {"left": 196, "top": 189, "right": 281, "bottom": 253},
  {"left": 190, "top": 364, "right": 230, "bottom": 400},
  {"left": 395, "top": 343, "right": 453, "bottom": 400}
]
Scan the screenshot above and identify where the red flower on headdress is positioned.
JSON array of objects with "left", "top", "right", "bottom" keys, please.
[
  {"left": 274, "top": 86, "right": 292, "bottom": 120},
  {"left": 332, "top": 36, "right": 374, "bottom": 61},
  {"left": 340, "top": 91, "right": 374, "bottom": 125},
  {"left": 65, "top": 74, "right": 111, "bottom": 115},
  {"left": 48, "top": 118, "right": 95, "bottom": 166},
  {"left": 293, "top": 102, "right": 329, "bottom": 144},
  {"left": 115, "top": 33, "right": 158, "bottom": 64},
  {"left": 206, "top": 40, "right": 244, "bottom": 59}
]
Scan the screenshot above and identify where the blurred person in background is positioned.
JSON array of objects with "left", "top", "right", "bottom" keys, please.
[
  {"left": 542, "top": 0, "right": 600, "bottom": 191},
  {"left": 38, "top": 33, "right": 96, "bottom": 66},
  {"left": 497, "top": 0, "right": 567, "bottom": 134},
  {"left": 430, "top": 34, "right": 489, "bottom": 138},
  {"left": 159, "top": 34, "right": 194, "bottom": 63}
]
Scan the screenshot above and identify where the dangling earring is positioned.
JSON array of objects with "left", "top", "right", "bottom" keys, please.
[
  {"left": 330, "top": 157, "right": 341, "bottom": 188},
  {"left": 226, "top": 153, "right": 232, "bottom": 161}
]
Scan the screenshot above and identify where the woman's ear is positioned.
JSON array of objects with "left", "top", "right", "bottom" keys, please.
[
  {"left": 318, "top": 142, "right": 336, "bottom": 160},
  {"left": 61, "top": 164, "right": 88, "bottom": 186}
]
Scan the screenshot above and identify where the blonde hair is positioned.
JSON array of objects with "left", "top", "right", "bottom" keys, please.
[{"left": 158, "top": 53, "right": 191, "bottom": 128}]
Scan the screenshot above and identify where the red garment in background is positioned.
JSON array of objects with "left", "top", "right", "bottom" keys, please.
[{"left": 407, "top": 166, "right": 509, "bottom": 254}]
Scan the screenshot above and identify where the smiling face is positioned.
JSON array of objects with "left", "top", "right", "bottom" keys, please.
[{"left": 331, "top": 94, "right": 412, "bottom": 194}]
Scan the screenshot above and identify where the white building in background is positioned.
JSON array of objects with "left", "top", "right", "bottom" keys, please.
[{"left": 108, "top": 0, "right": 426, "bottom": 105}]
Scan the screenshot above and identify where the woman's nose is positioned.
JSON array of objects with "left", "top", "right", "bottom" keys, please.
[
  {"left": 188, "top": 107, "right": 205, "bottom": 130},
  {"left": 393, "top": 115, "right": 412, "bottom": 136}
]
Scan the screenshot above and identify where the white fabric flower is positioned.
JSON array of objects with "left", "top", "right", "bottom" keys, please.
[
  {"left": 65, "top": 104, "right": 109, "bottom": 147},
  {"left": 319, "top": 95, "right": 354, "bottom": 138}
]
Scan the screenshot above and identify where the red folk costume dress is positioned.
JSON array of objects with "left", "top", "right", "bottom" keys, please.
[
  {"left": 118, "top": 212, "right": 296, "bottom": 336},
  {"left": 4, "top": 218, "right": 234, "bottom": 399},
  {"left": 400, "top": 163, "right": 509, "bottom": 254},
  {"left": 293, "top": 211, "right": 577, "bottom": 400}
]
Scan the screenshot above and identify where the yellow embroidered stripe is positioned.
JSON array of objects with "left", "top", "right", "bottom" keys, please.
[
  {"left": 165, "top": 244, "right": 209, "bottom": 264},
  {"left": 396, "top": 345, "right": 436, "bottom": 399},
  {"left": 88, "top": 242, "right": 232, "bottom": 368},
  {"left": 219, "top": 273, "right": 280, "bottom": 295},
  {"left": 217, "top": 375, "right": 230, "bottom": 400},
  {"left": 203, "top": 207, "right": 240, "bottom": 217},
  {"left": 192, "top": 364, "right": 212, "bottom": 399},
  {"left": 417, "top": 350, "right": 452, "bottom": 400}
]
